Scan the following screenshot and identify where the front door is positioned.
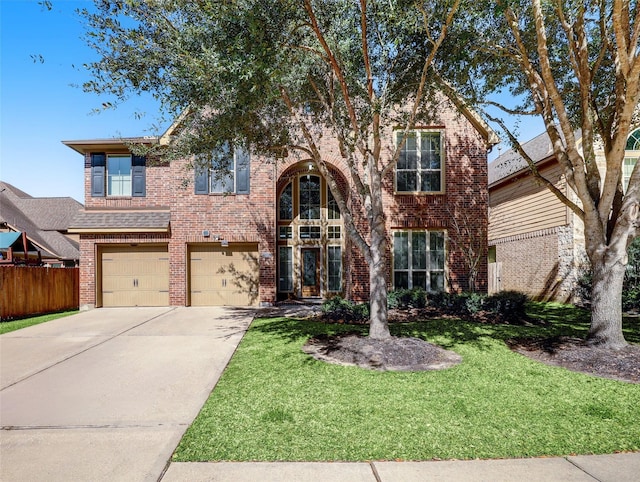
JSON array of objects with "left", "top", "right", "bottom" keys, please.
[{"left": 301, "top": 248, "right": 321, "bottom": 297}]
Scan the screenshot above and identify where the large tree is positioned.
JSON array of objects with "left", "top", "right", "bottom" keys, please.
[
  {"left": 439, "top": 0, "right": 639, "bottom": 349},
  {"left": 80, "top": 0, "right": 461, "bottom": 339}
]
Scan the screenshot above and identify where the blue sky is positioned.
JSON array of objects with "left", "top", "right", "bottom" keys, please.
[
  {"left": 1, "top": 1, "right": 543, "bottom": 204},
  {"left": 1, "top": 0, "right": 164, "bottom": 202}
]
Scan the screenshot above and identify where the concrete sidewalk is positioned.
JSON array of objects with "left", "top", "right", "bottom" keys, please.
[
  {"left": 162, "top": 453, "right": 640, "bottom": 481},
  {"left": 1, "top": 307, "right": 638, "bottom": 481},
  {"left": 0, "top": 306, "right": 253, "bottom": 481}
]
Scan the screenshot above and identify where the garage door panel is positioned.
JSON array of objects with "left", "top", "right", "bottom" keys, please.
[
  {"left": 189, "top": 244, "right": 259, "bottom": 306},
  {"left": 100, "top": 245, "right": 169, "bottom": 307}
]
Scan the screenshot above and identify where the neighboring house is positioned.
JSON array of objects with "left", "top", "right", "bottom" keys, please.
[
  {"left": 488, "top": 127, "right": 640, "bottom": 301},
  {"left": 65, "top": 98, "right": 497, "bottom": 309},
  {"left": 0, "top": 182, "right": 82, "bottom": 266}
]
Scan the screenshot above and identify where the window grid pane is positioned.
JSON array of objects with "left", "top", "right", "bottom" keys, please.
[
  {"left": 300, "top": 175, "right": 321, "bottom": 220},
  {"left": 327, "top": 188, "right": 341, "bottom": 219},
  {"left": 279, "top": 183, "right": 293, "bottom": 220},
  {"left": 328, "top": 246, "right": 342, "bottom": 291},
  {"left": 107, "top": 155, "right": 132, "bottom": 196},
  {"left": 393, "top": 230, "right": 445, "bottom": 292},
  {"left": 396, "top": 131, "right": 443, "bottom": 193},
  {"left": 279, "top": 226, "right": 292, "bottom": 239},
  {"left": 328, "top": 226, "right": 341, "bottom": 239},
  {"left": 278, "top": 247, "right": 293, "bottom": 291},
  {"left": 300, "top": 226, "right": 321, "bottom": 239}
]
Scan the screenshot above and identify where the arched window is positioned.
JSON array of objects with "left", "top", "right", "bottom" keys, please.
[
  {"left": 299, "top": 175, "right": 321, "bottom": 220},
  {"left": 626, "top": 128, "right": 640, "bottom": 150},
  {"left": 279, "top": 182, "right": 293, "bottom": 220}
]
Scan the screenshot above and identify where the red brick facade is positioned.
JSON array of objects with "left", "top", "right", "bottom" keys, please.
[{"left": 69, "top": 100, "right": 490, "bottom": 308}]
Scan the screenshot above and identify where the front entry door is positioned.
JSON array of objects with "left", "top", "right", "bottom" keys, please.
[{"left": 301, "top": 248, "right": 321, "bottom": 297}]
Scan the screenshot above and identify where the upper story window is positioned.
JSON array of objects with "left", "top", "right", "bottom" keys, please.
[
  {"left": 395, "top": 130, "right": 444, "bottom": 193},
  {"left": 299, "top": 175, "right": 321, "bottom": 220},
  {"left": 91, "top": 153, "right": 146, "bottom": 197},
  {"left": 626, "top": 128, "right": 640, "bottom": 150},
  {"left": 327, "top": 188, "right": 340, "bottom": 220},
  {"left": 279, "top": 182, "right": 293, "bottom": 220},
  {"left": 195, "top": 144, "right": 250, "bottom": 195},
  {"left": 623, "top": 128, "right": 640, "bottom": 192},
  {"left": 107, "top": 155, "right": 132, "bottom": 196}
]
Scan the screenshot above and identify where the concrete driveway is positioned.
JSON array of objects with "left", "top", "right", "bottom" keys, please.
[{"left": 0, "top": 306, "right": 254, "bottom": 482}]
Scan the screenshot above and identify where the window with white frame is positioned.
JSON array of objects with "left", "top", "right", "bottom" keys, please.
[
  {"left": 327, "top": 246, "right": 342, "bottom": 291},
  {"left": 300, "top": 175, "right": 321, "bottom": 219},
  {"left": 327, "top": 188, "right": 341, "bottom": 219},
  {"left": 624, "top": 128, "right": 640, "bottom": 192},
  {"left": 194, "top": 145, "right": 250, "bottom": 195},
  {"left": 395, "top": 131, "right": 444, "bottom": 193},
  {"left": 107, "top": 155, "right": 132, "bottom": 196},
  {"left": 278, "top": 246, "right": 293, "bottom": 292},
  {"left": 279, "top": 182, "right": 293, "bottom": 220},
  {"left": 393, "top": 230, "right": 445, "bottom": 291},
  {"left": 91, "top": 152, "right": 146, "bottom": 198}
]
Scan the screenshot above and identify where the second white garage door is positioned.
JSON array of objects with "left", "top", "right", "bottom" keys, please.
[{"left": 189, "top": 244, "right": 259, "bottom": 306}]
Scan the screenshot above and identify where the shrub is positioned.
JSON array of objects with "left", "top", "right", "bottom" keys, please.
[
  {"left": 485, "top": 291, "right": 529, "bottom": 322},
  {"left": 387, "top": 288, "right": 426, "bottom": 309},
  {"left": 321, "top": 296, "right": 369, "bottom": 322},
  {"left": 464, "top": 292, "right": 485, "bottom": 314}
]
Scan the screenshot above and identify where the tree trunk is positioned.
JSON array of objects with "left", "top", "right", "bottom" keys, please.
[
  {"left": 588, "top": 255, "right": 628, "bottom": 349},
  {"left": 368, "top": 219, "right": 390, "bottom": 340}
]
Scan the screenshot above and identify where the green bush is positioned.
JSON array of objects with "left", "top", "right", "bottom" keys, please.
[
  {"left": 485, "top": 291, "right": 529, "bottom": 322},
  {"left": 321, "top": 296, "right": 369, "bottom": 322},
  {"left": 464, "top": 292, "right": 485, "bottom": 314},
  {"left": 387, "top": 288, "right": 427, "bottom": 309}
]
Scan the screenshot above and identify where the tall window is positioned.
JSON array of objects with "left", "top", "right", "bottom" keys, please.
[
  {"left": 395, "top": 131, "right": 444, "bottom": 193},
  {"left": 393, "top": 230, "right": 445, "bottom": 291},
  {"left": 327, "top": 246, "right": 342, "bottom": 291},
  {"left": 327, "top": 188, "right": 340, "bottom": 219},
  {"left": 278, "top": 246, "right": 293, "bottom": 292},
  {"left": 107, "top": 155, "right": 132, "bottom": 196},
  {"left": 300, "top": 175, "right": 321, "bottom": 219},
  {"left": 279, "top": 183, "right": 293, "bottom": 220}
]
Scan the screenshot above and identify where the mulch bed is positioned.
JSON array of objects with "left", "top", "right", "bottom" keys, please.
[
  {"left": 302, "top": 332, "right": 462, "bottom": 372},
  {"left": 506, "top": 336, "right": 640, "bottom": 384}
]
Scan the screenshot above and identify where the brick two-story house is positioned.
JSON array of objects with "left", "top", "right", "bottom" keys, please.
[{"left": 65, "top": 98, "right": 497, "bottom": 309}]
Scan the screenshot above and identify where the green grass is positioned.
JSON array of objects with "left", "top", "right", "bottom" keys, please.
[
  {"left": 174, "top": 303, "right": 640, "bottom": 462},
  {"left": 0, "top": 311, "right": 78, "bottom": 335}
]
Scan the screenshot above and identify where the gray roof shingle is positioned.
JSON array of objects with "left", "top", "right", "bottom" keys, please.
[
  {"left": 0, "top": 181, "right": 82, "bottom": 261},
  {"left": 70, "top": 210, "right": 170, "bottom": 231}
]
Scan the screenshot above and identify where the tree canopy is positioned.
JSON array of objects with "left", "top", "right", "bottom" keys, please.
[
  {"left": 80, "top": 0, "right": 463, "bottom": 338},
  {"left": 438, "top": 0, "right": 639, "bottom": 348}
]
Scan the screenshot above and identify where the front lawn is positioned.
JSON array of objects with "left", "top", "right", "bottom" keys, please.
[
  {"left": 0, "top": 310, "right": 78, "bottom": 335},
  {"left": 173, "top": 303, "right": 640, "bottom": 462}
]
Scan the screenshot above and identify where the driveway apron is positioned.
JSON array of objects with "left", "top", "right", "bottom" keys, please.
[{"left": 0, "top": 306, "right": 253, "bottom": 482}]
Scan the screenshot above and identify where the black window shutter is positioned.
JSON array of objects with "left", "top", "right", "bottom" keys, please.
[
  {"left": 131, "top": 155, "right": 146, "bottom": 197},
  {"left": 194, "top": 165, "right": 209, "bottom": 194},
  {"left": 236, "top": 146, "right": 250, "bottom": 194},
  {"left": 91, "top": 153, "right": 106, "bottom": 197}
]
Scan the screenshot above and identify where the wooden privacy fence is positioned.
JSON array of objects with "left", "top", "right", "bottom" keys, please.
[
  {"left": 0, "top": 266, "right": 79, "bottom": 320},
  {"left": 488, "top": 262, "right": 502, "bottom": 295}
]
